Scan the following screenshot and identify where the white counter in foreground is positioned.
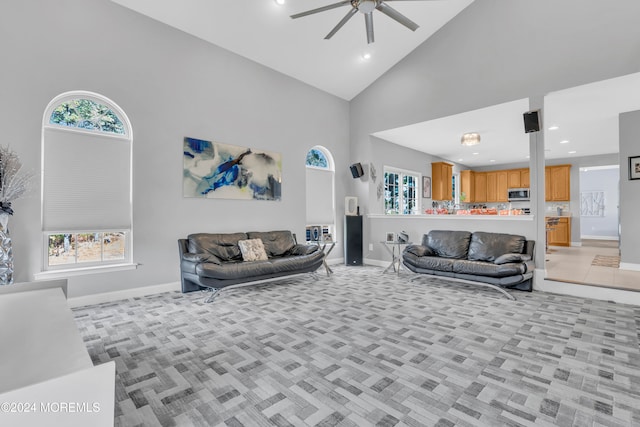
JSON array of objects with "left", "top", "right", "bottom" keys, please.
[
  {"left": 0, "top": 287, "right": 115, "bottom": 427},
  {"left": 367, "top": 214, "right": 534, "bottom": 221}
]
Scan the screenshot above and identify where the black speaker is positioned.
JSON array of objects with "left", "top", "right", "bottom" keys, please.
[
  {"left": 523, "top": 110, "right": 540, "bottom": 133},
  {"left": 344, "top": 215, "right": 363, "bottom": 266},
  {"left": 350, "top": 163, "right": 364, "bottom": 178}
]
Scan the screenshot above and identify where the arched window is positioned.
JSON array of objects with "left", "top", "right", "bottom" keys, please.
[
  {"left": 305, "top": 146, "right": 335, "bottom": 242},
  {"left": 306, "top": 148, "right": 329, "bottom": 169},
  {"left": 38, "top": 91, "right": 133, "bottom": 275}
]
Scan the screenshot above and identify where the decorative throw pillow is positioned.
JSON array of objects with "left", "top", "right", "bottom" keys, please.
[{"left": 238, "top": 239, "right": 268, "bottom": 262}]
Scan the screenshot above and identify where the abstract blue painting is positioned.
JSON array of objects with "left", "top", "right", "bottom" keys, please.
[{"left": 183, "top": 137, "right": 282, "bottom": 201}]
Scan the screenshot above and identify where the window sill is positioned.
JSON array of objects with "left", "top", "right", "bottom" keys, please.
[{"left": 34, "top": 263, "right": 138, "bottom": 280}]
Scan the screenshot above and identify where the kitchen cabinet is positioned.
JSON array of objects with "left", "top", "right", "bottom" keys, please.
[
  {"left": 462, "top": 168, "right": 527, "bottom": 203},
  {"left": 546, "top": 165, "right": 571, "bottom": 201},
  {"left": 507, "top": 170, "right": 521, "bottom": 188},
  {"left": 508, "top": 168, "right": 530, "bottom": 188},
  {"left": 546, "top": 216, "right": 571, "bottom": 246},
  {"left": 431, "top": 162, "right": 453, "bottom": 200},
  {"left": 520, "top": 169, "right": 530, "bottom": 188},
  {"left": 460, "top": 170, "right": 475, "bottom": 202},
  {"left": 459, "top": 164, "right": 568, "bottom": 203},
  {"left": 497, "top": 170, "right": 509, "bottom": 202},
  {"left": 486, "top": 172, "right": 497, "bottom": 202},
  {"left": 474, "top": 172, "right": 487, "bottom": 202},
  {"left": 486, "top": 171, "right": 508, "bottom": 202}
]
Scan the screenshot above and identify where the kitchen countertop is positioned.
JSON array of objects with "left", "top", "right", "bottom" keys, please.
[{"left": 369, "top": 214, "right": 534, "bottom": 220}]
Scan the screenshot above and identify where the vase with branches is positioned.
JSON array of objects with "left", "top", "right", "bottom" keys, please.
[{"left": 0, "top": 145, "right": 34, "bottom": 285}]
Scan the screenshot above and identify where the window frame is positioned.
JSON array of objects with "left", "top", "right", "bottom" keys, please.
[
  {"left": 383, "top": 166, "right": 422, "bottom": 215},
  {"left": 305, "top": 146, "right": 336, "bottom": 242},
  {"left": 38, "top": 91, "right": 135, "bottom": 277}
]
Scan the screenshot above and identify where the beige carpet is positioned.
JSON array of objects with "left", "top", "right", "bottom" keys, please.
[{"left": 591, "top": 254, "right": 620, "bottom": 268}]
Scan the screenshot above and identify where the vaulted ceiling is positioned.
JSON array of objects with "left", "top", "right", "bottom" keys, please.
[
  {"left": 110, "top": 1, "right": 639, "bottom": 166},
  {"left": 110, "top": 0, "right": 475, "bottom": 100}
]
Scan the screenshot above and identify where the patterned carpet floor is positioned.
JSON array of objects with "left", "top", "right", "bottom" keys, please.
[{"left": 73, "top": 265, "right": 640, "bottom": 427}]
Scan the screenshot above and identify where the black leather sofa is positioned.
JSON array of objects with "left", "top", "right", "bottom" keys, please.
[
  {"left": 178, "top": 230, "right": 324, "bottom": 302},
  {"left": 402, "top": 230, "right": 535, "bottom": 299}
]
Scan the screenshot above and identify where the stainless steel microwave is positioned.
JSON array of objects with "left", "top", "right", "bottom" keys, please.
[{"left": 507, "top": 188, "right": 530, "bottom": 201}]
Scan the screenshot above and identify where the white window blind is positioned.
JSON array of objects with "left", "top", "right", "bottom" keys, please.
[
  {"left": 43, "top": 126, "right": 131, "bottom": 231},
  {"left": 305, "top": 168, "right": 334, "bottom": 224}
]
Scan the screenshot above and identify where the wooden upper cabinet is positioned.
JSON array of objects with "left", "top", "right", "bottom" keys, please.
[
  {"left": 474, "top": 172, "right": 487, "bottom": 202},
  {"left": 496, "top": 171, "right": 509, "bottom": 202},
  {"left": 431, "top": 162, "right": 453, "bottom": 200},
  {"left": 545, "top": 167, "right": 551, "bottom": 201},
  {"left": 547, "top": 165, "right": 571, "bottom": 201},
  {"left": 521, "top": 169, "right": 530, "bottom": 188},
  {"left": 486, "top": 172, "right": 498, "bottom": 202},
  {"left": 507, "top": 170, "right": 521, "bottom": 188},
  {"left": 460, "top": 170, "right": 475, "bottom": 203}
]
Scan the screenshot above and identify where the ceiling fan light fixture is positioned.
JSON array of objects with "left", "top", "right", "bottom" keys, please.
[{"left": 461, "top": 132, "right": 481, "bottom": 146}]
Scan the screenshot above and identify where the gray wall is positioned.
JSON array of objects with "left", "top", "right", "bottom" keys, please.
[
  {"left": 1, "top": 0, "right": 350, "bottom": 297},
  {"left": 350, "top": 0, "right": 640, "bottom": 261},
  {"left": 619, "top": 111, "right": 640, "bottom": 266}
]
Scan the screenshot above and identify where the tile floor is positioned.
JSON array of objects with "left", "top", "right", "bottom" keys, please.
[{"left": 545, "top": 240, "right": 640, "bottom": 292}]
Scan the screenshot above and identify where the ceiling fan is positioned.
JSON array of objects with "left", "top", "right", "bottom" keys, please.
[{"left": 290, "top": 0, "right": 440, "bottom": 44}]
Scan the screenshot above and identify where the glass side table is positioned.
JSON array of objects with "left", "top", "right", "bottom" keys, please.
[
  {"left": 307, "top": 239, "right": 336, "bottom": 276},
  {"left": 380, "top": 241, "right": 412, "bottom": 274}
]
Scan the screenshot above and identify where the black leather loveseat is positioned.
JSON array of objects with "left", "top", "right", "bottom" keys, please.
[
  {"left": 402, "top": 230, "right": 535, "bottom": 299},
  {"left": 179, "top": 230, "right": 324, "bottom": 302}
]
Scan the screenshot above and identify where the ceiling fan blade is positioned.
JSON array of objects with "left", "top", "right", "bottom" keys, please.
[
  {"left": 376, "top": 2, "right": 419, "bottom": 31},
  {"left": 290, "top": 1, "right": 352, "bottom": 19},
  {"left": 365, "top": 13, "right": 375, "bottom": 44},
  {"left": 324, "top": 7, "right": 358, "bottom": 40}
]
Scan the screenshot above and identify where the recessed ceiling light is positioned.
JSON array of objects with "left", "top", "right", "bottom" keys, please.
[
  {"left": 490, "top": 159, "right": 496, "bottom": 162},
  {"left": 548, "top": 125, "right": 559, "bottom": 131},
  {"left": 458, "top": 158, "right": 464, "bottom": 162},
  {"left": 472, "top": 152, "right": 479, "bottom": 155},
  {"left": 275, "top": 0, "right": 285, "bottom": 5},
  {"left": 361, "top": 52, "right": 372, "bottom": 60},
  {"left": 568, "top": 151, "right": 577, "bottom": 154},
  {"left": 560, "top": 140, "right": 569, "bottom": 144}
]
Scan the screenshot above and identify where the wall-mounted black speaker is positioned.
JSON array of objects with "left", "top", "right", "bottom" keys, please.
[
  {"left": 350, "top": 163, "right": 364, "bottom": 178},
  {"left": 523, "top": 110, "right": 541, "bottom": 133}
]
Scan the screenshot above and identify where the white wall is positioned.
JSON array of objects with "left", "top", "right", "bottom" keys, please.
[
  {"left": 350, "top": 0, "right": 640, "bottom": 264},
  {"left": 1, "top": 0, "right": 350, "bottom": 297},
  {"left": 579, "top": 168, "right": 619, "bottom": 239},
  {"left": 619, "top": 110, "right": 640, "bottom": 268}
]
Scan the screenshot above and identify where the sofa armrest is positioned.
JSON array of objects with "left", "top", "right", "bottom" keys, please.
[
  {"left": 403, "top": 244, "right": 433, "bottom": 257},
  {"left": 287, "top": 244, "right": 319, "bottom": 256},
  {"left": 494, "top": 253, "right": 532, "bottom": 265},
  {"left": 182, "top": 252, "right": 222, "bottom": 265}
]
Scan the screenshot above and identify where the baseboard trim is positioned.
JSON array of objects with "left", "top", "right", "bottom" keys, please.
[
  {"left": 581, "top": 235, "right": 619, "bottom": 241},
  {"left": 364, "top": 258, "right": 387, "bottom": 268},
  {"left": 326, "top": 257, "right": 345, "bottom": 266},
  {"left": 68, "top": 282, "right": 180, "bottom": 308},
  {"left": 619, "top": 262, "right": 640, "bottom": 272},
  {"left": 571, "top": 241, "right": 582, "bottom": 247}
]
